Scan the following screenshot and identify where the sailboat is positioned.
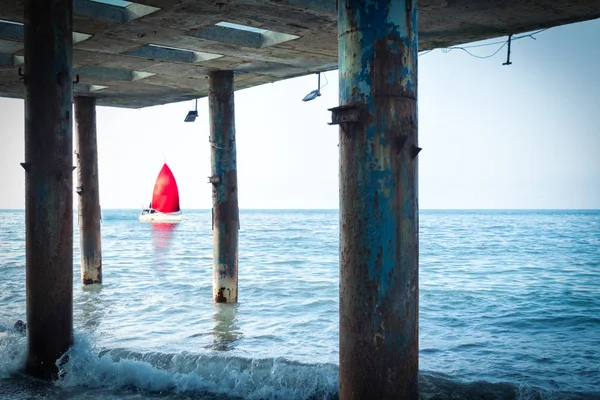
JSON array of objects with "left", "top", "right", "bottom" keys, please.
[{"left": 139, "top": 163, "right": 183, "bottom": 222}]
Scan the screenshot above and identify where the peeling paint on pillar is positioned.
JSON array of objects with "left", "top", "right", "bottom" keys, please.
[
  {"left": 23, "top": 0, "right": 74, "bottom": 379},
  {"left": 75, "top": 96, "right": 102, "bottom": 285},
  {"left": 209, "top": 70, "right": 239, "bottom": 304},
  {"left": 337, "top": 0, "right": 419, "bottom": 399}
]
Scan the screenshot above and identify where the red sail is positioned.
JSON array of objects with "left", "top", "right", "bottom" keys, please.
[{"left": 151, "top": 163, "right": 180, "bottom": 213}]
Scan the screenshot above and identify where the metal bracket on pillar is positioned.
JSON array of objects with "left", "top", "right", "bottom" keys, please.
[
  {"left": 54, "top": 166, "right": 77, "bottom": 182},
  {"left": 73, "top": 74, "right": 80, "bottom": 84},
  {"left": 329, "top": 104, "right": 370, "bottom": 136},
  {"left": 411, "top": 145, "right": 422, "bottom": 159},
  {"left": 210, "top": 140, "right": 232, "bottom": 150},
  {"left": 20, "top": 163, "right": 77, "bottom": 175},
  {"left": 328, "top": 104, "right": 368, "bottom": 126},
  {"left": 18, "top": 67, "right": 26, "bottom": 85},
  {"left": 395, "top": 135, "right": 409, "bottom": 154},
  {"left": 73, "top": 165, "right": 83, "bottom": 196},
  {"left": 208, "top": 175, "right": 221, "bottom": 185}
]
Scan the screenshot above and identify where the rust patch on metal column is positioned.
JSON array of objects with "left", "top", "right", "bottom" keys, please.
[{"left": 215, "top": 287, "right": 227, "bottom": 303}]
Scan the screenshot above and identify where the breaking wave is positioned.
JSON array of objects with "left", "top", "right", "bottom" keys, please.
[{"left": 2, "top": 330, "right": 598, "bottom": 400}]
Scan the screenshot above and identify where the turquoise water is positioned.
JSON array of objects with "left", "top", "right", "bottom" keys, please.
[{"left": 1, "top": 210, "right": 599, "bottom": 399}]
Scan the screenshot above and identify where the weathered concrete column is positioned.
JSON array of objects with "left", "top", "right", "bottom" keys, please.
[
  {"left": 75, "top": 96, "right": 102, "bottom": 285},
  {"left": 23, "top": 0, "right": 74, "bottom": 379},
  {"left": 334, "top": 0, "right": 419, "bottom": 398},
  {"left": 208, "top": 70, "right": 239, "bottom": 303}
]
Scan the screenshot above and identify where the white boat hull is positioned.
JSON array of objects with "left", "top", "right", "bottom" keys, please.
[{"left": 138, "top": 210, "right": 183, "bottom": 223}]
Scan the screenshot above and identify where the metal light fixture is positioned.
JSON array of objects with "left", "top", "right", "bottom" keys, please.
[
  {"left": 302, "top": 72, "right": 321, "bottom": 102},
  {"left": 184, "top": 98, "right": 198, "bottom": 122}
]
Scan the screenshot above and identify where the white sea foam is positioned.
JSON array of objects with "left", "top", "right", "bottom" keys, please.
[
  {"left": 1, "top": 331, "right": 596, "bottom": 400},
  {"left": 56, "top": 333, "right": 338, "bottom": 400},
  {"left": 0, "top": 326, "right": 26, "bottom": 378}
]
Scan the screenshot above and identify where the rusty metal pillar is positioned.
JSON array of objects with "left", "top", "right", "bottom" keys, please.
[
  {"left": 75, "top": 96, "right": 102, "bottom": 285},
  {"left": 208, "top": 70, "right": 239, "bottom": 303},
  {"left": 23, "top": 0, "right": 74, "bottom": 379},
  {"left": 333, "top": 0, "right": 419, "bottom": 398}
]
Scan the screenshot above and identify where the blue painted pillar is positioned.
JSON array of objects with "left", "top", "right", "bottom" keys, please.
[
  {"left": 23, "top": 0, "right": 74, "bottom": 379},
  {"left": 208, "top": 70, "right": 239, "bottom": 303},
  {"left": 334, "top": 0, "right": 419, "bottom": 398}
]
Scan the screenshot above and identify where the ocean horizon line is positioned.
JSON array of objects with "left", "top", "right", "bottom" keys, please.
[{"left": 1, "top": 208, "right": 599, "bottom": 212}]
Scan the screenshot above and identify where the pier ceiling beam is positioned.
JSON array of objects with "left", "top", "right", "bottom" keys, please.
[
  {"left": 336, "top": 0, "right": 419, "bottom": 399},
  {"left": 0, "top": 0, "right": 597, "bottom": 108},
  {"left": 23, "top": 0, "right": 74, "bottom": 379}
]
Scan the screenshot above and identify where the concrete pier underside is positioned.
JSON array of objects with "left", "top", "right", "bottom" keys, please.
[{"left": 0, "top": 0, "right": 598, "bottom": 108}]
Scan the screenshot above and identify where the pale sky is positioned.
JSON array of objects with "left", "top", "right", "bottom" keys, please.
[{"left": 1, "top": 19, "right": 598, "bottom": 210}]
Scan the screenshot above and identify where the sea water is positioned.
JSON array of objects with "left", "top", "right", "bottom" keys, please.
[{"left": 0, "top": 210, "right": 599, "bottom": 399}]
